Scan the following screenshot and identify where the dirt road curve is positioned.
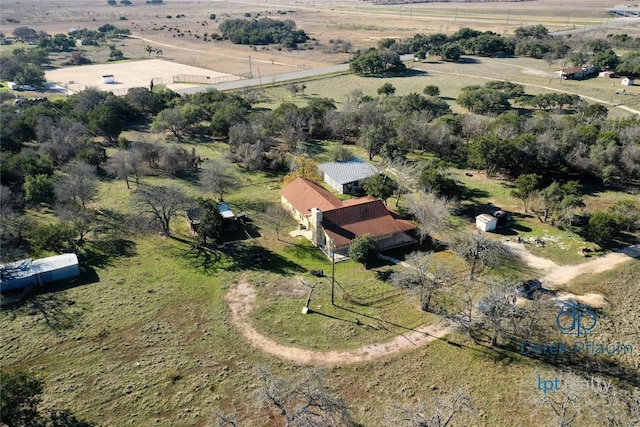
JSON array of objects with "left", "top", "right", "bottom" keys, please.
[
  {"left": 226, "top": 244, "right": 639, "bottom": 364},
  {"left": 504, "top": 241, "right": 640, "bottom": 288},
  {"left": 226, "top": 279, "right": 453, "bottom": 365}
]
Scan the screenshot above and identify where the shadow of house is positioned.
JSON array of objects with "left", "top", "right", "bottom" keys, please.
[{"left": 280, "top": 178, "right": 416, "bottom": 259}]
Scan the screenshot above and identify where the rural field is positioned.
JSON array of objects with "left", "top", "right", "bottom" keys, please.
[{"left": 1, "top": 0, "right": 640, "bottom": 426}]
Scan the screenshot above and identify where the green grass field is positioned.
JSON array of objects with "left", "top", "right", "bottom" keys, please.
[{"left": 3, "top": 32, "right": 640, "bottom": 426}]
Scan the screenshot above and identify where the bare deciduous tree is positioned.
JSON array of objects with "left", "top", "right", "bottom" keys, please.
[
  {"left": 257, "top": 367, "right": 353, "bottom": 427},
  {"left": 262, "top": 203, "right": 290, "bottom": 241},
  {"left": 199, "top": 158, "right": 238, "bottom": 202},
  {"left": 407, "top": 191, "right": 453, "bottom": 246},
  {"left": 56, "top": 204, "right": 96, "bottom": 245},
  {"left": 534, "top": 374, "right": 585, "bottom": 427},
  {"left": 390, "top": 251, "right": 454, "bottom": 312},
  {"left": 388, "top": 387, "right": 474, "bottom": 427},
  {"left": 451, "top": 231, "right": 509, "bottom": 280},
  {"left": 131, "top": 184, "right": 189, "bottom": 236},
  {"left": 476, "top": 280, "right": 522, "bottom": 347},
  {"left": 54, "top": 160, "right": 98, "bottom": 209}
]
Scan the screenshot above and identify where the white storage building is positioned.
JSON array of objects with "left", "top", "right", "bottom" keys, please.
[
  {"left": 1, "top": 253, "right": 80, "bottom": 292},
  {"left": 476, "top": 214, "right": 497, "bottom": 232}
]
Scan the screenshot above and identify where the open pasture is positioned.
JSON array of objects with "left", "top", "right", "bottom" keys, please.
[{"left": 3, "top": 0, "right": 638, "bottom": 80}]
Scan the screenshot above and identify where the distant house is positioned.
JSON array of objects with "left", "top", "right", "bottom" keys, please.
[
  {"left": 1, "top": 254, "right": 80, "bottom": 293},
  {"left": 318, "top": 158, "right": 379, "bottom": 195},
  {"left": 556, "top": 66, "right": 598, "bottom": 80},
  {"left": 621, "top": 77, "right": 635, "bottom": 86},
  {"left": 598, "top": 71, "right": 615, "bottom": 78},
  {"left": 280, "top": 178, "right": 415, "bottom": 257},
  {"left": 476, "top": 214, "right": 497, "bottom": 232}
]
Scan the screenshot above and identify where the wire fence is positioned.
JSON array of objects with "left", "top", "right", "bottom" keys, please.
[{"left": 172, "top": 74, "right": 239, "bottom": 84}]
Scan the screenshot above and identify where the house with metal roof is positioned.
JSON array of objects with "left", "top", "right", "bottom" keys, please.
[
  {"left": 280, "top": 178, "right": 415, "bottom": 257},
  {"left": 1, "top": 253, "right": 80, "bottom": 293},
  {"left": 318, "top": 158, "right": 379, "bottom": 195},
  {"left": 555, "top": 66, "right": 598, "bottom": 80}
]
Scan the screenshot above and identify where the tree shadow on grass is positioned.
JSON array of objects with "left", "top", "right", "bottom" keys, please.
[
  {"left": 580, "top": 231, "right": 640, "bottom": 252},
  {"left": 394, "top": 68, "right": 429, "bottom": 78},
  {"left": 283, "top": 242, "right": 331, "bottom": 264},
  {"left": 457, "top": 57, "right": 481, "bottom": 64},
  {"left": 301, "top": 139, "right": 329, "bottom": 157},
  {"left": 496, "top": 333, "right": 640, "bottom": 390},
  {"left": 3, "top": 286, "right": 91, "bottom": 332},
  {"left": 83, "top": 238, "right": 137, "bottom": 269}
]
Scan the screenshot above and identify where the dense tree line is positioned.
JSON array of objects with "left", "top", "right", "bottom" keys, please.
[
  {"left": 2, "top": 64, "right": 638, "bottom": 260},
  {"left": 1, "top": 24, "right": 130, "bottom": 87},
  {"left": 219, "top": 18, "right": 309, "bottom": 47},
  {"left": 349, "top": 48, "right": 407, "bottom": 75},
  {"left": 374, "top": 24, "right": 640, "bottom": 77}
]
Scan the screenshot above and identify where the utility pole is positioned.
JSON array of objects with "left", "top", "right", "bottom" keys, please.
[{"left": 331, "top": 247, "right": 335, "bottom": 305}]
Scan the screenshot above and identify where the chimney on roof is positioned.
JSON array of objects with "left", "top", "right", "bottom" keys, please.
[{"left": 310, "top": 207, "right": 324, "bottom": 247}]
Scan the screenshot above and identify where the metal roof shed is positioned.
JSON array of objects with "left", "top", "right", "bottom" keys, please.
[
  {"left": 318, "top": 158, "right": 379, "bottom": 194},
  {"left": 1, "top": 253, "right": 80, "bottom": 292},
  {"left": 476, "top": 214, "right": 497, "bottom": 232},
  {"left": 216, "top": 202, "right": 236, "bottom": 219}
]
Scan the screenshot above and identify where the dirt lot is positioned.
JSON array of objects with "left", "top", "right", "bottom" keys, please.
[{"left": 45, "top": 58, "right": 240, "bottom": 94}]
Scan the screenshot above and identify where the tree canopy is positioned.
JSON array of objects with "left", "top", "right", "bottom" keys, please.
[{"left": 219, "top": 18, "right": 309, "bottom": 47}]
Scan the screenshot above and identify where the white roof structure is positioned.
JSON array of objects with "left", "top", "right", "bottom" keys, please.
[
  {"left": 216, "top": 202, "right": 235, "bottom": 219},
  {"left": 1, "top": 253, "right": 80, "bottom": 291},
  {"left": 476, "top": 214, "right": 496, "bottom": 224},
  {"left": 1, "top": 254, "right": 78, "bottom": 280},
  {"left": 318, "top": 158, "right": 379, "bottom": 185}
]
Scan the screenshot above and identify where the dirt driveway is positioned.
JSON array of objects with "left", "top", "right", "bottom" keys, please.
[
  {"left": 226, "top": 278, "right": 453, "bottom": 365},
  {"left": 226, "top": 243, "right": 639, "bottom": 365},
  {"left": 504, "top": 241, "right": 640, "bottom": 288}
]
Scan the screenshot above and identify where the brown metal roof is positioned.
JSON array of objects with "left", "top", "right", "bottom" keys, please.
[
  {"left": 280, "top": 177, "right": 342, "bottom": 215},
  {"left": 559, "top": 67, "right": 584, "bottom": 74},
  {"left": 322, "top": 199, "right": 415, "bottom": 248}
]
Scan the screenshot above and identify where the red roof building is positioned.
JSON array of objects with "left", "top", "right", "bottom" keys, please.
[{"left": 280, "top": 178, "right": 415, "bottom": 256}]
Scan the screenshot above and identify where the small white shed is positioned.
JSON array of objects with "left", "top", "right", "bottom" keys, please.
[
  {"left": 476, "top": 214, "right": 497, "bottom": 232},
  {"left": 102, "top": 74, "right": 115, "bottom": 84},
  {"left": 621, "top": 77, "right": 635, "bottom": 86}
]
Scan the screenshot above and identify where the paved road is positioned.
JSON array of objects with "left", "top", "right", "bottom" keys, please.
[
  {"left": 174, "top": 63, "right": 350, "bottom": 95},
  {"left": 174, "top": 54, "right": 415, "bottom": 95},
  {"left": 550, "top": 16, "right": 640, "bottom": 37}
]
